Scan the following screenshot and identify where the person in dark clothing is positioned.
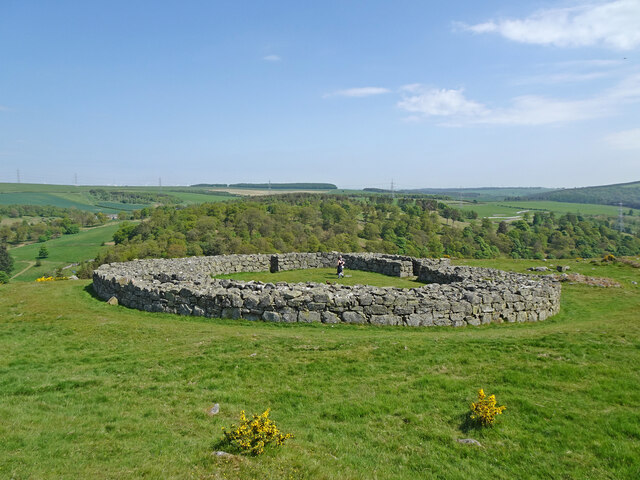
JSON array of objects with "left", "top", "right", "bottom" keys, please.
[{"left": 337, "top": 255, "right": 345, "bottom": 278}]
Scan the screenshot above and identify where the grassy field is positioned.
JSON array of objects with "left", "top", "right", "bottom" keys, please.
[
  {"left": 8, "top": 222, "right": 122, "bottom": 281},
  {"left": 0, "top": 183, "right": 234, "bottom": 212},
  {"left": 0, "top": 192, "right": 107, "bottom": 212},
  {"left": 456, "top": 200, "right": 630, "bottom": 219},
  {"left": 215, "top": 268, "right": 426, "bottom": 288},
  {"left": 0, "top": 258, "right": 638, "bottom": 479}
]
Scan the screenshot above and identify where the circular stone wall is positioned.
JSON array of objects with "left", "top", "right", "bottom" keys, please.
[{"left": 93, "top": 252, "right": 561, "bottom": 327}]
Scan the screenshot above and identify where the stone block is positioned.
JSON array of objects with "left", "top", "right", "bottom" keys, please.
[
  {"left": 298, "top": 311, "right": 321, "bottom": 323},
  {"left": 321, "top": 312, "right": 340, "bottom": 324},
  {"left": 342, "top": 311, "right": 366, "bottom": 324}
]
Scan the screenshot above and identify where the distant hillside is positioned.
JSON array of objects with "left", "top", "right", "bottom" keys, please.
[
  {"left": 373, "top": 187, "right": 557, "bottom": 202},
  {"left": 524, "top": 180, "right": 640, "bottom": 209},
  {"left": 192, "top": 183, "right": 338, "bottom": 190}
]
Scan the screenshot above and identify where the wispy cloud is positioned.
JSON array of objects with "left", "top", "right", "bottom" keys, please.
[
  {"left": 605, "top": 127, "right": 640, "bottom": 150},
  {"left": 397, "top": 74, "right": 640, "bottom": 126},
  {"left": 460, "top": 0, "right": 640, "bottom": 50},
  {"left": 263, "top": 54, "right": 282, "bottom": 62},
  {"left": 397, "top": 86, "right": 487, "bottom": 116},
  {"left": 323, "top": 87, "right": 391, "bottom": 98},
  {"left": 513, "top": 71, "right": 612, "bottom": 85}
]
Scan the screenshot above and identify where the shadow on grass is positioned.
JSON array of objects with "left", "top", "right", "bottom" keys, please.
[
  {"left": 458, "top": 411, "right": 480, "bottom": 434},
  {"left": 83, "top": 283, "right": 102, "bottom": 301}
]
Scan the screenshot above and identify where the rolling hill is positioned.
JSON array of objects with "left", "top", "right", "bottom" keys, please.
[{"left": 523, "top": 180, "right": 640, "bottom": 209}]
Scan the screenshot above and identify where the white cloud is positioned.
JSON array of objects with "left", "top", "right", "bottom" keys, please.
[
  {"left": 397, "top": 74, "right": 640, "bottom": 126},
  {"left": 397, "top": 86, "right": 487, "bottom": 116},
  {"left": 324, "top": 87, "right": 391, "bottom": 98},
  {"left": 263, "top": 54, "right": 281, "bottom": 62},
  {"left": 462, "top": 1, "right": 640, "bottom": 50},
  {"left": 605, "top": 127, "right": 640, "bottom": 149}
]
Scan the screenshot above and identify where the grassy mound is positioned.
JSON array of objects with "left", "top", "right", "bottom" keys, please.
[{"left": 0, "top": 259, "right": 639, "bottom": 479}]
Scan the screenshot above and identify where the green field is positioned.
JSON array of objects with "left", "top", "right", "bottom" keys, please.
[
  {"left": 215, "top": 268, "right": 427, "bottom": 288},
  {"left": 8, "top": 222, "right": 122, "bottom": 281},
  {"left": 456, "top": 200, "right": 629, "bottom": 219},
  {"left": 0, "top": 183, "right": 234, "bottom": 212},
  {"left": 0, "top": 192, "right": 107, "bottom": 212},
  {"left": 0, "top": 258, "right": 638, "bottom": 479}
]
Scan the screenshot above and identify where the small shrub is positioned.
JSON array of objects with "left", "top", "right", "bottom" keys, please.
[
  {"left": 0, "top": 271, "right": 9, "bottom": 284},
  {"left": 222, "top": 409, "right": 293, "bottom": 456},
  {"left": 603, "top": 254, "right": 616, "bottom": 262},
  {"left": 470, "top": 389, "right": 506, "bottom": 427},
  {"left": 36, "top": 275, "right": 68, "bottom": 282},
  {"left": 37, "top": 245, "right": 49, "bottom": 259}
]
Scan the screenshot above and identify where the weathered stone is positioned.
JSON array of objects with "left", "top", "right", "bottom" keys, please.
[
  {"left": 342, "top": 311, "right": 366, "bottom": 324},
  {"left": 298, "top": 311, "right": 321, "bottom": 323},
  {"left": 321, "top": 311, "right": 340, "bottom": 324},
  {"left": 263, "top": 311, "right": 282, "bottom": 322},
  {"left": 370, "top": 314, "right": 401, "bottom": 326}
]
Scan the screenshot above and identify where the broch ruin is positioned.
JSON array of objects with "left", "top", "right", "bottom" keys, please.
[{"left": 93, "top": 252, "right": 561, "bottom": 327}]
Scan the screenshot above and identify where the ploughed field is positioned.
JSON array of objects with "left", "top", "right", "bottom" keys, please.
[
  {"left": 214, "top": 267, "right": 427, "bottom": 288},
  {"left": 0, "top": 258, "right": 639, "bottom": 479}
]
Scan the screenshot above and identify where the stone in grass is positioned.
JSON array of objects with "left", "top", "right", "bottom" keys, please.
[
  {"left": 212, "top": 451, "right": 234, "bottom": 457},
  {"left": 457, "top": 438, "right": 482, "bottom": 447},
  {"left": 207, "top": 403, "right": 220, "bottom": 416},
  {"left": 107, "top": 296, "right": 118, "bottom": 306}
]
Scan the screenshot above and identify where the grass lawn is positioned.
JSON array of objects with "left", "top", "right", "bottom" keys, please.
[
  {"left": 0, "top": 260, "right": 639, "bottom": 479},
  {"left": 215, "top": 268, "right": 427, "bottom": 288},
  {"left": 8, "top": 222, "right": 122, "bottom": 281}
]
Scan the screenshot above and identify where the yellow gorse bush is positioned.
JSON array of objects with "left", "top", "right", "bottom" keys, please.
[
  {"left": 470, "top": 389, "right": 506, "bottom": 427},
  {"left": 222, "top": 408, "right": 293, "bottom": 456},
  {"left": 36, "top": 276, "right": 68, "bottom": 282}
]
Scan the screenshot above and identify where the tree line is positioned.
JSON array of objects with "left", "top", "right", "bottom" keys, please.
[{"left": 70, "top": 194, "right": 640, "bottom": 277}]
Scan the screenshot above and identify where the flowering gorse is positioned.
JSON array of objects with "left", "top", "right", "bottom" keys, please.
[
  {"left": 36, "top": 276, "right": 68, "bottom": 282},
  {"left": 222, "top": 409, "right": 293, "bottom": 456},
  {"left": 470, "top": 389, "right": 506, "bottom": 427}
]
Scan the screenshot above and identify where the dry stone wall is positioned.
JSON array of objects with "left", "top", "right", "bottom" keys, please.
[{"left": 93, "top": 252, "right": 561, "bottom": 327}]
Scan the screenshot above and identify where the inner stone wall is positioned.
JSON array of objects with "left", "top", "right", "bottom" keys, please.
[{"left": 93, "top": 252, "right": 561, "bottom": 327}]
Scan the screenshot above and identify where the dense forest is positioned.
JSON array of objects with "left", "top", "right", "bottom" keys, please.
[
  {"left": 522, "top": 180, "right": 640, "bottom": 208},
  {"left": 76, "top": 194, "right": 640, "bottom": 276}
]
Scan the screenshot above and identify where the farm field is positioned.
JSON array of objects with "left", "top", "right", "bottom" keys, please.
[
  {"left": 0, "top": 183, "right": 235, "bottom": 212},
  {"left": 0, "top": 192, "right": 107, "bottom": 212},
  {"left": 0, "top": 259, "right": 638, "bottom": 479},
  {"left": 215, "top": 267, "right": 426, "bottom": 288},
  {"left": 455, "top": 200, "right": 629, "bottom": 219},
  {"left": 8, "top": 222, "right": 122, "bottom": 281}
]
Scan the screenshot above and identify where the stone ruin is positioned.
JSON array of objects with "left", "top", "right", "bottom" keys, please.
[{"left": 92, "top": 252, "right": 561, "bottom": 327}]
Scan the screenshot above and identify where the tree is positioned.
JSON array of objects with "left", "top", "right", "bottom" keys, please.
[
  {"left": 38, "top": 245, "right": 49, "bottom": 259},
  {"left": 0, "top": 243, "right": 14, "bottom": 274}
]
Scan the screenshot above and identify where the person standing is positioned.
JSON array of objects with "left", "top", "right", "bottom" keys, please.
[{"left": 337, "top": 255, "right": 345, "bottom": 278}]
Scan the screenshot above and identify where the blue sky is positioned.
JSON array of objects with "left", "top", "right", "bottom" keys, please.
[{"left": 1, "top": 0, "right": 639, "bottom": 188}]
